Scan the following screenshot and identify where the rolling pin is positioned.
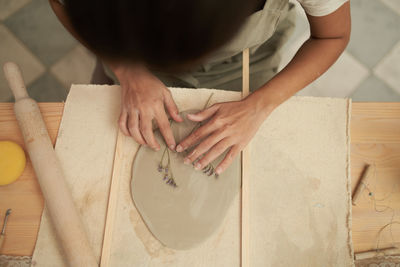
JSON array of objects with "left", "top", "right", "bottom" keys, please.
[{"left": 3, "top": 62, "right": 98, "bottom": 267}]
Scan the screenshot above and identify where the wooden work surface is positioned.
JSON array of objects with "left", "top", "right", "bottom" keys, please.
[{"left": 0, "top": 102, "right": 399, "bottom": 256}]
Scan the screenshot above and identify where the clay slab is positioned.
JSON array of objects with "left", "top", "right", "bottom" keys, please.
[{"left": 131, "top": 110, "right": 241, "bottom": 250}]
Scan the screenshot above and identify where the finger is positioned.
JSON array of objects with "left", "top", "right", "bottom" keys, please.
[
  {"left": 214, "top": 145, "right": 242, "bottom": 175},
  {"left": 193, "top": 138, "right": 232, "bottom": 171},
  {"left": 183, "top": 130, "right": 225, "bottom": 165},
  {"left": 118, "top": 110, "right": 130, "bottom": 136},
  {"left": 155, "top": 109, "right": 176, "bottom": 150},
  {"left": 139, "top": 114, "right": 160, "bottom": 150},
  {"left": 127, "top": 110, "right": 146, "bottom": 145},
  {"left": 176, "top": 121, "right": 219, "bottom": 152},
  {"left": 163, "top": 89, "right": 182, "bottom": 122},
  {"left": 187, "top": 104, "right": 219, "bottom": 122}
]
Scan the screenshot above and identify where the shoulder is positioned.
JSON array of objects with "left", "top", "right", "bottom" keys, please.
[{"left": 296, "top": 0, "right": 349, "bottom": 16}]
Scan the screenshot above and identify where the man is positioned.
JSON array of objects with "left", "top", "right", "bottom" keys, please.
[{"left": 50, "top": 0, "right": 350, "bottom": 174}]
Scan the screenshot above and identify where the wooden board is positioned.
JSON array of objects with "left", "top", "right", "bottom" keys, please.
[
  {"left": 0, "top": 102, "right": 399, "bottom": 256},
  {"left": 0, "top": 103, "right": 64, "bottom": 256},
  {"left": 350, "top": 103, "right": 400, "bottom": 252}
]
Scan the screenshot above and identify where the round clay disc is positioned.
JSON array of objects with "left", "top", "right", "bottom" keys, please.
[
  {"left": 0, "top": 141, "right": 26, "bottom": 186},
  {"left": 131, "top": 110, "right": 241, "bottom": 250}
]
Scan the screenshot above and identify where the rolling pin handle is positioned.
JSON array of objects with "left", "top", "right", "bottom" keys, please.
[{"left": 3, "top": 62, "right": 29, "bottom": 101}]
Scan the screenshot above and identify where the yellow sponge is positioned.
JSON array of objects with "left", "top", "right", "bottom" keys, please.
[{"left": 0, "top": 141, "right": 26, "bottom": 186}]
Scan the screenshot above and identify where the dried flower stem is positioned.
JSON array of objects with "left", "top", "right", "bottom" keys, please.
[{"left": 157, "top": 93, "right": 219, "bottom": 187}]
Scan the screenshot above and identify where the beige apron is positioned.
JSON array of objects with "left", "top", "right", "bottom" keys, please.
[{"left": 104, "top": 0, "right": 295, "bottom": 91}]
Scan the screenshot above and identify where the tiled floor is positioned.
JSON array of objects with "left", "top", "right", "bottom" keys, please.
[
  {"left": 0, "top": 0, "right": 95, "bottom": 102},
  {"left": 0, "top": 0, "right": 399, "bottom": 102}
]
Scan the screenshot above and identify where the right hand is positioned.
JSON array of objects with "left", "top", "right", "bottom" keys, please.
[{"left": 112, "top": 64, "right": 183, "bottom": 150}]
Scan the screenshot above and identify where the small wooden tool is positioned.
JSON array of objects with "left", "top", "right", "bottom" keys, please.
[
  {"left": 0, "top": 209, "right": 11, "bottom": 250},
  {"left": 3, "top": 62, "right": 97, "bottom": 266},
  {"left": 352, "top": 164, "right": 372, "bottom": 206}
]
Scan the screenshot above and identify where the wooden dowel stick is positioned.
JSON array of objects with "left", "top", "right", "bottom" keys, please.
[
  {"left": 241, "top": 48, "right": 250, "bottom": 267},
  {"left": 242, "top": 48, "right": 250, "bottom": 98},
  {"left": 3, "top": 62, "right": 97, "bottom": 266},
  {"left": 352, "top": 164, "right": 372, "bottom": 206},
  {"left": 100, "top": 130, "right": 125, "bottom": 267},
  {"left": 355, "top": 247, "right": 399, "bottom": 260}
]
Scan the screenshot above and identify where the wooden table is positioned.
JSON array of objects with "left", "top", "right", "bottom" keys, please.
[{"left": 0, "top": 102, "right": 399, "bottom": 256}]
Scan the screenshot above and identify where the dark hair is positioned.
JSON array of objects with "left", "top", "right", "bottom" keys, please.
[{"left": 65, "top": 0, "right": 258, "bottom": 72}]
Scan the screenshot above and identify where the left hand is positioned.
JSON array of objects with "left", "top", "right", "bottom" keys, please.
[{"left": 175, "top": 96, "right": 272, "bottom": 175}]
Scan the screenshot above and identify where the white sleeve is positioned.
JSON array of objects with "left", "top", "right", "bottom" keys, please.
[{"left": 296, "top": 0, "right": 348, "bottom": 16}]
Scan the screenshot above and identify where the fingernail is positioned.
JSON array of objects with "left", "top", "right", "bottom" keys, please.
[
  {"left": 194, "top": 163, "right": 201, "bottom": 170},
  {"left": 215, "top": 167, "right": 222, "bottom": 175},
  {"left": 176, "top": 145, "right": 183, "bottom": 152},
  {"left": 184, "top": 158, "right": 190, "bottom": 165},
  {"left": 155, "top": 147, "right": 160, "bottom": 151},
  {"left": 169, "top": 144, "right": 176, "bottom": 151}
]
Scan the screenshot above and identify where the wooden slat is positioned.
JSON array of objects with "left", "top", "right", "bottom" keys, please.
[
  {"left": 241, "top": 48, "right": 250, "bottom": 267},
  {"left": 100, "top": 130, "right": 125, "bottom": 267},
  {"left": 0, "top": 103, "right": 64, "bottom": 256}
]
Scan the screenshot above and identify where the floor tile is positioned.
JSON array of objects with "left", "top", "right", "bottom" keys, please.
[
  {"left": 4, "top": 0, "right": 77, "bottom": 67},
  {"left": 374, "top": 41, "right": 400, "bottom": 93},
  {"left": 380, "top": 0, "right": 400, "bottom": 16},
  {"left": 0, "top": 0, "right": 30, "bottom": 21},
  {"left": 51, "top": 45, "right": 96, "bottom": 89},
  {"left": 28, "top": 72, "right": 68, "bottom": 102},
  {"left": 351, "top": 74, "right": 400, "bottom": 102},
  {"left": 297, "top": 51, "right": 369, "bottom": 97},
  {"left": 347, "top": 0, "right": 400, "bottom": 68},
  {"left": 0, "top": 24, "right": 45, "bottom": 102}
]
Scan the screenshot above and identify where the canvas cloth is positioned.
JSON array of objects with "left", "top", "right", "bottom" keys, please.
[{"left": 32, "top": 85, "right": 353, "bottom": 266}]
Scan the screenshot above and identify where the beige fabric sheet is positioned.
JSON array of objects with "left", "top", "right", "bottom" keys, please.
[{"left": 31, "top": 85, "right": 353, "bottom": 266}]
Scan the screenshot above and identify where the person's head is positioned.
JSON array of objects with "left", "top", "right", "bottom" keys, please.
[{"left": 65, "top": 0, "right": 258, "bottom": 72}]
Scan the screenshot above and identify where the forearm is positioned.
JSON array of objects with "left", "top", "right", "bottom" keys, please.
[{"left": 251, "top": 35, "right": 349, "bottom": 113}]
